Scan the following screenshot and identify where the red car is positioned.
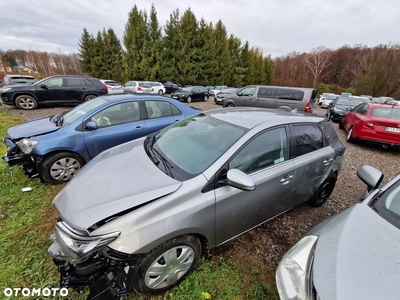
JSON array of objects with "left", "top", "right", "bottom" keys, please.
[{"left": 341, "top": 102, "right": 400, "bottom": 148}]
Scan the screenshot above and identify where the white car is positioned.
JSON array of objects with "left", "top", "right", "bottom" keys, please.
[
  {"left": 209, "top": 85, "right": 228, "bottom": 96},
  {"left": 100, "top": 80, "right": 124, "bottom": 94},
  {"left": 320, "top": 94, "right": 338, "bottom": 108},
  {"left": 149, "top": 82, "right": 166, "bottom": 95}
]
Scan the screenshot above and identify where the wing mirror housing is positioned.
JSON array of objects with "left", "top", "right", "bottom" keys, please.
[
  {"left": 357, "top": 165, "right": 384, "bottom": 201},
  {"left": 85, "top": 121, "right": 98, "bottom": 131},
  {"left": 40, "top": 84, "right": 48, "bottom": 89},
  {"left": 225, "top": 169, "right": 256, "bottom": 191},
  {"left": 237, "top": 92, "right": 243, "bottom": 96}
]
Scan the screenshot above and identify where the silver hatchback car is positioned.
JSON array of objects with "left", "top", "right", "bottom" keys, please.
[{"left": 48, "top": 108, "right": 346, "bottom": 299}]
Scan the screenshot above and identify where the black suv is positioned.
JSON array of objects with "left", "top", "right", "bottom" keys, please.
[
  {"left": 1, "top": 75, "right": 108, "bottom": 110},
  {"left": 1, "top": 74, "right": 37, "bottom": 87}
]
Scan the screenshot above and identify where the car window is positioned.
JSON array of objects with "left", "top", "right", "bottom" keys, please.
[
  {"left": 353, "top": 103, "right": 369, "bottom": 114},
  {"left": 372, "top": 108, "right": 400, "bottom": 119},
  {"left": 277, "top": 89, "right": 304, "bottom": 101},
  {"left": 91, "top": 101, "right": 140, "bottom": 127},
  {"left": 229, "top": 127, "right": 288, "bottom": 174},
  {"left": 43, "top": 77, "right": 63, "bottom": 87},
  {"left": 240, "top": 87, "right": 256, "bottom": 97},
  {"left": 66, "top": 78, "right": 83, "bottom": 87},
  {"left": 373, "top": 177, "right": 400, "bottom": 229},
  {"left": 63, "top": 98, "right": 109, "bottom": 125},
  {"left": 104, "top": 81, "right": 119, "bottom": 86},
  {"left": 146, "top": 101, "right": 181, "bottom": 119},
  {"left": 291, "top": 124, "right": 324, "bottom": 157},
  {"left": 257, "top": 87, "right": 279, "bottom": 98}
]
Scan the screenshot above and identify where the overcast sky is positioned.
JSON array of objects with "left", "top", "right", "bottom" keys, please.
[{"left": 0, "top": 0, "right": 399, "bottom": 58}]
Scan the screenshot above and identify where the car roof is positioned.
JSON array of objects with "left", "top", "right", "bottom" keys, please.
[
  {"left": 204, "top": 107, "right": 324, "bottom": 129},
  {"left": 98, "top": 94, "right": 178, "bottom": 102}
]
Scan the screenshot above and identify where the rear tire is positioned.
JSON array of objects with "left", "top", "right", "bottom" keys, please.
[
  {"left": 131, "top": 235, "right": 202, "bottom": 295},
  {"left": 309, "top": 173, "right": 337, "bottom": 207},
  {"left": 226, "top": 102, "right": 235, "bottom": 108},
  {"left": 15, "top": 95, "right": 38, "bottom": 110},
  {"left": 84, "top": 95, "right": 96, "bottom": 102},
  {"left": 158, "top": 90, "right": 163, "bottom": 95},
  {"left": 39, "top": 152, "right": 85, "bottom": 185},
  {"left": 186, "top": 96, "right": 192, "bottom": 103}
]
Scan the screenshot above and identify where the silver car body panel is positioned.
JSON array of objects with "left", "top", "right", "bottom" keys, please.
[{"left": 53, "top": 138, "right": 182, "bottom": 231}]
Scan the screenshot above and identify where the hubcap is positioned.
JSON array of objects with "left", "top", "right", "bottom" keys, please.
[
  {"left": 19, "top": 97, "right": 35, "bottom": 109},
  {"left": 317, "top": 181, "right": 333, "bottom": 204},
  {"left": 50, "top": 158, "right": 81, "bottom": 181},
  {"left": 144, "top": 246, "right": 194, "bottom": 289}
]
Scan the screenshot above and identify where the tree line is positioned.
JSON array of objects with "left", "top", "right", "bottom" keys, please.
[{"left": 1, "top": 3, "right": 399, "bottom": 97}]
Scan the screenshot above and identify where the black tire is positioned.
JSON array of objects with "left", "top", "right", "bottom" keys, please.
[
  {"left": 309, "top": 173, "right": 337, "bottom": 207},
  {"left": 225, "top": 102, "right": 235, "bottom": 108},
  {"left": 204, "top": 95, "right": 208, "bottom": 102},
  {"left": 132, "top": 235, "right": 202, "bottom": 295},
  {"left": 39, "top": 152, "right": 85, "bottom": 185},
  {"left": 186, "top": 96, "right": 192, "bottom": 103},
  {"left": 15, "top": 95, "right": 38, "bottom": 110},
  {"left": 346, "top": 126, "right": 354, "bottom": 143},
  {"left": 339, "top": 121, "right": 344, "bottom": 129},
  {"left": 158, "top": 89, "right": 163, "bottom": 95},
  {"left": 84, "top": 95, "right": 97, "bottom": 102}
]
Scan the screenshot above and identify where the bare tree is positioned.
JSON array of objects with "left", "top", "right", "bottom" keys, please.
[{"left": 305, "top": 46, "right": 331, "bottom": 88}]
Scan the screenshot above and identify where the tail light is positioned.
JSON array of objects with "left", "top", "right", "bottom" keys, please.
[
  {"left": 152, "top": 88, "right": 154, "bottom": 92},
  {"left": 305, "top": 102, "right": 311, "bottom": 113},
  {"left": 102, "top": 85, "right": 108, "bottom": 91},
  {"left": 363, "top": 121, "right": 374, "bottom": 128},
  {"left": 138, "top": 87, "right": 142, "bottom": 91}
]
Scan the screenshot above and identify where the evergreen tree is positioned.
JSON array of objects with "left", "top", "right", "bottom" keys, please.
[
  {"left": 90, "top": 31, "right": 105, "bottom": 79},
  {"left": 253, "top": 49, "right": 267, "bottom": 84},
  {"left": 123, "top": 5, "right": 147, "bottom": 81},
  {"left": 213, "top": 20, "right": 232, "bottom": 85},
  {"left": 263, "top": 55, "right": 275, "bottom": 85},
  {"left": 161, "top": 9, "right": 183, "bottom": 83},
  {"left": 102, "top": 28, "right": 123, "bottom": 82},
  {"left": 146, "top": 4, "right": 163, "bottom": 81},
  {"left": 240, "top": 41, "right": 255, "bottom": 85},
  {"left": 228, "top": 34, "right": 245, "bottom": 87},
  {"left": 78, "top": 28, "right": 95, "bottom": 75}
]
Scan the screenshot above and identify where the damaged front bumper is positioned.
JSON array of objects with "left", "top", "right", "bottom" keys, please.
[
  {"left": 48, "top": 222, "right": 140, "bottom": 300},
  {"left": 2, "top": 136, "right": 39, "bottom": 176}
]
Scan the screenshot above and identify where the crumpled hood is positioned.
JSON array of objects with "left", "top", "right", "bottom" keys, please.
[
  {"left": 312, "top": 203, "right": 400, "bottom": 299},
  {"left": 7, "top": 116, "right": 58, "bottom": 139},
  {"left": 53, "top": 138, "right": 182, "bottom": 231}
]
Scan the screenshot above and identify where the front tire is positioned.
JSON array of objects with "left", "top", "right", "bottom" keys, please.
[
  {"left": 158, "top": 89, "right": 163, "bottom": 95},
  {"left": 346, "top": 127, "right": 354, "bottom": 143},
  {"left": 15, "top": 95, "right": 38, "bottom": 110},
  {"left": 132, "top": 235, "right": 202, "bottom": 295},
  {"left": 226, "top": 102, "right": 235, "bottom": 108},
  {"left": 39, "top": 152, "right": 85, "bottom": 185},
  {"left": 186, "top": 96, "right": 192, "bottom": 103},
  {"left": 309, "top": 173, "right": 337, "bottom": 207},
  {"left": 204, "top": 95, "right": 208, "bottom": 102}
]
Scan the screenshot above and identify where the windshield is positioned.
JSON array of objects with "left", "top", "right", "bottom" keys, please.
[
  {"left": 336, "top": 99, "right": 364, "bottom": 106},
  {"left": 221, "top": 88, "right": 238, "bottom": 94},
  {"left": 373, "top": 175, "right": 400, "bottom": 229},
  {"left": 152, "top": 114, "right": 247, "bottom": 178},
  {"left": 325, "top": 95, "right": 337, "bottom": 100},
  {"left": 62, "top": 97, "right": 109, "bottom": 125}
]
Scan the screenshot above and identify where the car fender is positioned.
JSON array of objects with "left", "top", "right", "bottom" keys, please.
[
  {"left": 11, "top": 91, "right": 38, "bottom": 103},
  {"left": 81, "top": 92, "right": 99, "bottom": 101}
]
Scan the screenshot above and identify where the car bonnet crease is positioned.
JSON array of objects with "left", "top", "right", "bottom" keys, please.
[{"left": 53, "top": 139, "right": 182, "bottom": 231}]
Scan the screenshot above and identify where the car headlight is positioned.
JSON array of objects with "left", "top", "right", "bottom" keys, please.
[
  {"left": 276, "top": 235, "right": 318, "bottom": 300},
  {"left": 0, "top": 87, "right": 11, "bottom": 93},
  {"left": 55, "top": 222, "right": 120, "bottom": 260},
  {"left": 16, "top": 138, "right": 39, "bottom": 154}
]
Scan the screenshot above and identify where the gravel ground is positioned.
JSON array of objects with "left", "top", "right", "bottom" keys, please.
[{"left": 1, "top": 96, "right": 400, "bottom": 283}]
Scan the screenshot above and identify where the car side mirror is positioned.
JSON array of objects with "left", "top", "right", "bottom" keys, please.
[
  {"left": 329, "top": 102, "right": 334, "bottom": 107},
  {"left": 237, "top": 92, "right": 243, "bottom": 96},
  {"left": 226, "top": 169, "right": 256, "bottom": 191},
  {"left": 85, "top": 121, "right": 98, "bottom": 131},
  {"left": 40, "top": 84, "right": 48, "bottom": 89},
  {"left": 357, "top": 165, "right": 384, "bottom": 201}
]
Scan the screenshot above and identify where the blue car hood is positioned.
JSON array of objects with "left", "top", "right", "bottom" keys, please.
[
  {"left": 312, "top": 203, "right": 400, "bottom": 299},
  {"left": 7, "top": 116, "right": 59, "bottom": 139},
  {"left": 53, "top": 138, "right": 182, "bottom": 231}
]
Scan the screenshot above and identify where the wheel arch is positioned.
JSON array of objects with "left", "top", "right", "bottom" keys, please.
[
  {"left": 36, "top": 149, "right": 87, "bottom": 169},
  {"left": 82, "top": 92, "right": 99, "bottom": 101},
  {"left": 12, "top": 92, "right": 38, "bottom": 104}
]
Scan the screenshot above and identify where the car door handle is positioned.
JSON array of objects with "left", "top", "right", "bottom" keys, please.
[
  {"left": 280, "top": 175, "right": 293, "bottom": 184},
  {"left": 323, "top": 158, "right": 334, "bottom": 164},
  {"left": 81, "top": 88, "right": 88, "bottom": 91},
  {"left": 134, "top": 126, "right": 144, "bottom": 131}
]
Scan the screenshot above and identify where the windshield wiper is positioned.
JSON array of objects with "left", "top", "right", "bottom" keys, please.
[
  {"left": 56, "top": 115, "right": 64, "bottom": 127},
  {"left": 150, "top": 143, "right": 174, "bottom": 178},
  {"left": 145, "top": 136, "right": 160, "bottom": 165}
]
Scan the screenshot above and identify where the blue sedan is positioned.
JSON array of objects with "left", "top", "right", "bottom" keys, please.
[{"left": 2, "top": 94, "right": 201, "bottom": 184}]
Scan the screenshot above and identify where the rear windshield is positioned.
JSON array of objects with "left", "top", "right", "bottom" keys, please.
[
  {"left": 10, "top": 78, "right": 37, "bottom": 84},
  {"left": 139, "top": 82, "right": 151, "bottom": 87},
  {"left": 104, "top": 81, "right": 119, "bottom": 86},
  {"left": 372, "top": 108, "right": 400, "bottom": 119}
]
